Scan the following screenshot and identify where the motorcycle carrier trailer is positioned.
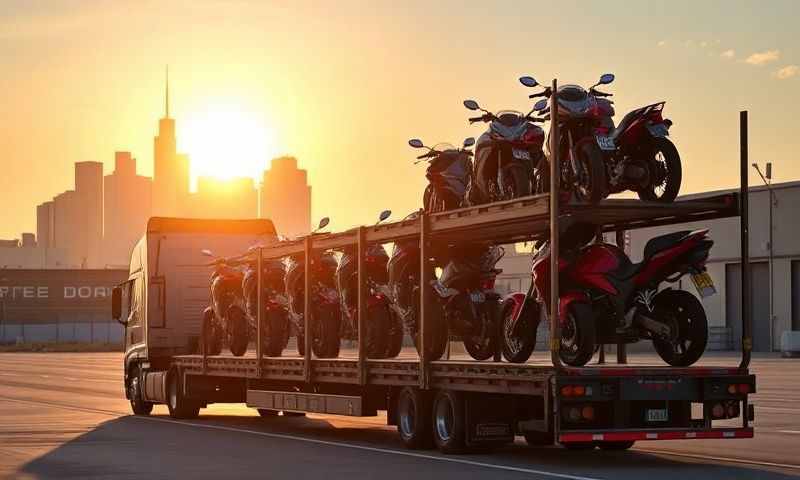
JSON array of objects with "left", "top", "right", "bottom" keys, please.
[{"left": 126, "top": 94, "right": 755, "bottom": 453}]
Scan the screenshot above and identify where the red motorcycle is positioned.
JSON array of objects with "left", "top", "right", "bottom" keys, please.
[
  {"left": 201, "top": 249, "right": 249, "bottom": 356},
  {"left": 502, "top": 225, "right": 714, "bottom": 367},
  {"left": 521, "top": 73, "right": 682, "bottom": 202}
]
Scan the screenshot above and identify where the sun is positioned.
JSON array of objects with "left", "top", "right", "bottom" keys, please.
[{"left": 179, "top": 101, "right": 278, "bottom": 186}]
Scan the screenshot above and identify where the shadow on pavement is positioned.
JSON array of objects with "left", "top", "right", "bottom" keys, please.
[{"left": 15, "top": 412, "right": 799, "bottom": 480}]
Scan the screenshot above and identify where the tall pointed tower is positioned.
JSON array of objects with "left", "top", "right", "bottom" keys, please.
[{"left": 152, "top": 66, "right": 190, "bottom": 217}]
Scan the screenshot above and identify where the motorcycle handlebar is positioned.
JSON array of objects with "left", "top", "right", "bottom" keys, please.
[
  {"left": 528, "top": 92, "right": 547, "bottom": 99},
  {"left": 468, "top": 116, "right": 485, "bottom": 123},
  {"left": 592, "top": 90, "right": 613, "bottom": 97}
]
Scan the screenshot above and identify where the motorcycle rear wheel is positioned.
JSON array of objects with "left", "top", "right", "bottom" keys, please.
[
  {"left": 573, "top": 140, "right": 606, "bottom": 204},
  {"left": 558, "top": 302, "right": 596, "bottom": 367},
  {"left": 500, "top": 298, "right": 537, "bottom": 363},
  {"left": 201, "top": 309, "right": 223, "bottom": 356},
  {"left": 637, "top": 137, "right": 682, "bottom": 203},
  {"left": 651, "top": 290, "right": 708, "bottom": 367}
]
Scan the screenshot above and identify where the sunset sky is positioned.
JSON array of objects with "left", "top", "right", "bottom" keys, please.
[{"left": 1, "top": 0, "right": 798, "bottom": 239}]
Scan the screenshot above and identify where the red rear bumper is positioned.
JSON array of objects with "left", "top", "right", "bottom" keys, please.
[{"left": 559, "top": 427, "right": 753, "bottom": 443}]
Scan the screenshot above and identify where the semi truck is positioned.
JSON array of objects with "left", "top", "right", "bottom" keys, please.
[{"left": 111, "top": 107, "right": 756, "bottom": 454}]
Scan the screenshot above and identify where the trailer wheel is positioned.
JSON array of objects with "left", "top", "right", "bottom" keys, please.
[
  {"left": 128, "top": 367, "right": 153, "bottom": 416},
  {"left": 282, "top": 411, "right": 306, "bottom": 417},
  {"left": 167, "top": 369, "right": 200, "bottom": 419},
  {"left": 562, "top": 442, "right": 595, "bottom": 450},
  {"left": 432, "top": 390, "right": 467, "bottom": 454},
  {"left": 397, "top": 387, "right": 433, "bottom": 449},
  {"left": 257, "top": 409, "right": 279, "bottom": 417},
  {"left": 598, "top": 441, "right": 635, "bottom": 450}
]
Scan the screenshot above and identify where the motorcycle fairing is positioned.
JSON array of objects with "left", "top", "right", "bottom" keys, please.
[{"left": 427, "top": 150, "right": 471, "bottom": 203}]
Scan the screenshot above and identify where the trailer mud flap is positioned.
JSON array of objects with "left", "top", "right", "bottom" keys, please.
[
  {"left": 247, "top": 390, "right": 373, "bottom": 416},
  {"left": 465, "top": 394, "right": 514, "bottom": 446}
]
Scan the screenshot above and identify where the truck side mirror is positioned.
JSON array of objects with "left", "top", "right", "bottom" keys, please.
[{"left": 112, "top": 286, "right": 124, "bottom": 324}]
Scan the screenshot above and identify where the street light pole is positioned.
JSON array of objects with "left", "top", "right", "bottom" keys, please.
[{"left": 752, "top": 162, "right": 775, "bottom": 351}]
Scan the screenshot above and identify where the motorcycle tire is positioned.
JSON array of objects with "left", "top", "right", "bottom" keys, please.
[
  {"left": 384, "top": 311, "right": 405, "bottom": 359},
  {"left": 637, "top": 137, "right": 682, "bottom": 203},
  {"left": 500, "top": 298, "right": 537, "bottom": 364},
  {"left": 462, "top": 299, "right": 498, "bottom": 361},
  {"left": 312, "top": 305, "right": 341, "bottom": 358},
  {"left": 228, "top": 306, "right": 249, "bottom": 357},
  {"left": 497, "top": 163, "right": 531, "bottom": 201},
  {"left": 558, "top": 302, "right": 596, "bottom": 367},
  {"left": 262, "top": 309, "right": 289, "bottom": 357},
  {"left": 651, "top": 289, "right": 708, "bottom": 367},
  {"left": 366, "top": 303, "right": 389, "bottom": 358},
  {"left": 573, "top": 140, "right": 606, "bottom": 204},
  {"left": 413, "top": 295, "right": 448, "bottom": 361},
  {"left": 201, "top": 308, "right": 223, "bottom": 356}
]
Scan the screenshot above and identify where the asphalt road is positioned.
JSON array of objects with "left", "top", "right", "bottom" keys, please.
[{"left": 0, "top": 352, "right": 798, "bottom": 480}]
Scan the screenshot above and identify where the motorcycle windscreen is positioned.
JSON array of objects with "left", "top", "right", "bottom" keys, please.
[{"left": 428, "top": 152, "right": 470, "bottom": 199}]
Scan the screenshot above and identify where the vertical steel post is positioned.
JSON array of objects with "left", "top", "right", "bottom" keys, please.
[
  {"left": 419, "top": 211, "right": 430, "bottom": 389},
  {"left": 613, "top": 229, "right": 627, "bottom": 364},
  {"left": 549, "top": 79, "right": 564, "bottom": 371},
  {"left": 256, "top": 247, "right": 263, "bottom": 377},
  {"left": 357, "top": 227, "right": 367, "bottom": 385},
  {"left": 304, "top": 236, "right": 313, "bottom": 383},
  {"left": 739, "top": 111, "right": 752, "bottom": 370}
]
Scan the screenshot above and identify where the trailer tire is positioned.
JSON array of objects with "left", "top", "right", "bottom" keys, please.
[
  {"left": 128, "top": 367, "right": 153, "bottom": 416},
  {"left": 598, "top": 440, "right": 635, "bottom": 450},
  {"left": 258, "top": 409, "right": 279, "bottom": 417},
  {"left": 397, "top": 387, "right": 434, "bottom": 449},
  {"left": 432, "top": 390, "right": 467, "bottom": 454},
  {"left": 167, "top": 369, "right": 200, "bottom": 420}
]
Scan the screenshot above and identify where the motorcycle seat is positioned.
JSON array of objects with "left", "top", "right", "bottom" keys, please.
[
  {"left": 609, "top": 107, "right": 643, "bottom": 141},
  {"left": 643, "top": 230, "right": 692, "bottom": 260}
]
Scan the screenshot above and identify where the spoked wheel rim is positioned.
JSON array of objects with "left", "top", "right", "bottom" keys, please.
[
  {"left": 561, "top": 313, "right": 579, "bottom": 354},
  {"left": 650, "top": 150, "right": 669, "bottom": 199},
  {"left": 435, "top": 396, "right": 455, "bottom": 442}
]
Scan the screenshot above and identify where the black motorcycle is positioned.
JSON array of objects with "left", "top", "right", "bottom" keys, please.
[
  {"left": 242, "top": 249, "right": 290, "bottom": 357},
  {"left": 408, "top": 137, "right": 474, "bottom": 213},
  {"left": 284, "top": 217, "right": 342, "bottom": 358},
  {"left": 462, "top": 99, "right": 546, "bottom": 204},
  {"left": 336, "top": 210, "right": 403, "bottom": 358},
  {"left": 200, "top": 249, "right": 248, "bottom": 356},
  {"left": 432, "top": 244, "right": 505, "bottom": 361}
]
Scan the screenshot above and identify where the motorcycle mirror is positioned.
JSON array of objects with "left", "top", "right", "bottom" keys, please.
[
  {"left": 463, "top": 99, "right": 480, "bottom": 111},
  {"left": 378, "top": 210, "right": 392, "bottom": 223},
  {"left": 462, "top": 137, "right": 475, "bottom": 148},
  {"left": 317, "top": 217, "right": 330, "bottom": 230},
  {"left": 533, "top": 99, "right": 548, "bottom": 112},
  {"left": 408, "top": 138, "right": 424, "bottom": 148},
  {"left": 599, "top": 73, "right": 615, "bottom": 85},
  {"left": 519, "top": 76, "right": 538, "bottom": 87},
  {"left": 200, "top": 249, "right": 214, "bottom": 257}
]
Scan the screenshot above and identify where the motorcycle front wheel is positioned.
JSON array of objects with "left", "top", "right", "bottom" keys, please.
[
  {"left": 573, "top": 140, "right": 606, "bottom": 204},
  {"left": 311, "top": 304, "right": 341, "bottom": 358},
  {"left": 558, "top": 302, "right": 596, "bottom": 367},
  {"left": 494, "top": 163, "right": 531, "bottom": 201},
  {"left": 637, "top": 137, "right": 682, "bottom": 203},
  {"left": 201, "top": 308, "right": 223, "bottom": 356},
  {"left": 413, "top": 293, "right": 448, "bottom": 361},
  {"left": 261, "top": 308, "right": 289, "bottom": 357},
  {"left": 462, "top": 299, "right": 499, "bottom": 361},
  {"left": 651, "top": 289, "right": 708, "bottom": 366},
  {"left": 501, "top": 298, "right": 537, "bottom": 363},
  {"left": 228, "top": 306, "right": 249, "bottom": 357}
]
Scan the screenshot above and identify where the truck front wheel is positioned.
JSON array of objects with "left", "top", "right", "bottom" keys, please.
[
  {"left": 167, "top": 369, "right": 200, "bottom": 419},
  {"left": 396, "top": 387, "right": 433, "bottom": 449},
  {"left": 128, "top": 368, "right": 153, "bottom": 416}
]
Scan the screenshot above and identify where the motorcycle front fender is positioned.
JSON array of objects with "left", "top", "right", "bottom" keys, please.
[
  {"left": 503, "top": 291, "right": 540, "bottom": 336},
  {"left": 558, "top": 291, "right": 591, "bottom": 326}
]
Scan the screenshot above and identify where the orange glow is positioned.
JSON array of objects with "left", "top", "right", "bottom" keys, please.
[{"left": 180, "top": 101, "right": 278, "bottom": 184}]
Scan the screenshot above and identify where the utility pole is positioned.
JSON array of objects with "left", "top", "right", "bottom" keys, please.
[{"left": 752, "top": 162, "right": 775, "bottom": 351}]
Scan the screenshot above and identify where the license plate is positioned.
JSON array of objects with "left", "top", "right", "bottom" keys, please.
[
  {"left": 690, "top": 271, "right": 716, "bottom": 298},
  {"left": 647, "top": 123, "right": 669, "bottom": 138},
  {"left": 512, "top": 148, "right": 531, "bottom": 160},
  {"left": 595, "top": 135, "right": 615, "bottom": 151},
  {"left": 470, "top": 291, "right": 486, "bottom": 303},
  {"left": 646, "top": 408, "right": 669, "bottom": 422}
]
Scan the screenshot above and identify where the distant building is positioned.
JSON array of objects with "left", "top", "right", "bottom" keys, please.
[
  {"left": 75, "top": 161, "right": 103, "bottom": 267},
  {"left": 103, "top": 152, "right": 152, "bottom": 267},
  {"left": 192, "top": 176, "right": 257, "bottom": 219},
  {"left": 151, "top": 68, "right": 190, "bottom": 217},
  {"left": 260, "top": 156, "right": 311, "bottom": 237},
  {"left": 52, "top": 190, "right": 81, "bottom": 267},
  {"left": 36, "top": 202, "right": 54, "bottom": 250}
]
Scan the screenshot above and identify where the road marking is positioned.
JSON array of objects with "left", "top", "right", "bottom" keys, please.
[
  {"left": 0, "top": 396, "right": 602, "bottom": 480},
  {"left": 636, "top": 448, "right": 800, "bottom": 471},
  {"left": 778, "top": 430, "right": 800, "bottom": 435}
]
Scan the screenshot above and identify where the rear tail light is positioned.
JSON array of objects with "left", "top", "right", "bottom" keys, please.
[
  {"left": 737, "top": 383, "right": 751, "bottom": 394},
  {"left": 711, "top": 403, "right": 725, "bottom": 419},
  {"left": 560, "top": 385, "right": 593, "bottom": 397},
  {"left": 727, "top": 383, "right": 751, "bottom": 395},
  {"left": 710, "top": 401, "right": 740, "bottom": 420},
  {"left": 564, "top": 405, "right": 596, "bottom": 422}
]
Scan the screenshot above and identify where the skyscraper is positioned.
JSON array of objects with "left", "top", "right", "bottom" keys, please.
[
  {"left": 260, "top": 156, "right": 311, "bottom": 237},
  {"left": 36, "top": 201, "right": 54, "bottom": 249},
  {"left": 152, "top": 67, "right": 190, "bottom": 217},
  {"left": 103, "top": 152, "right": 152, "bottom": 266},
  {"left": 75, "top": 161, "right": 103, "bottom": 267}
]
